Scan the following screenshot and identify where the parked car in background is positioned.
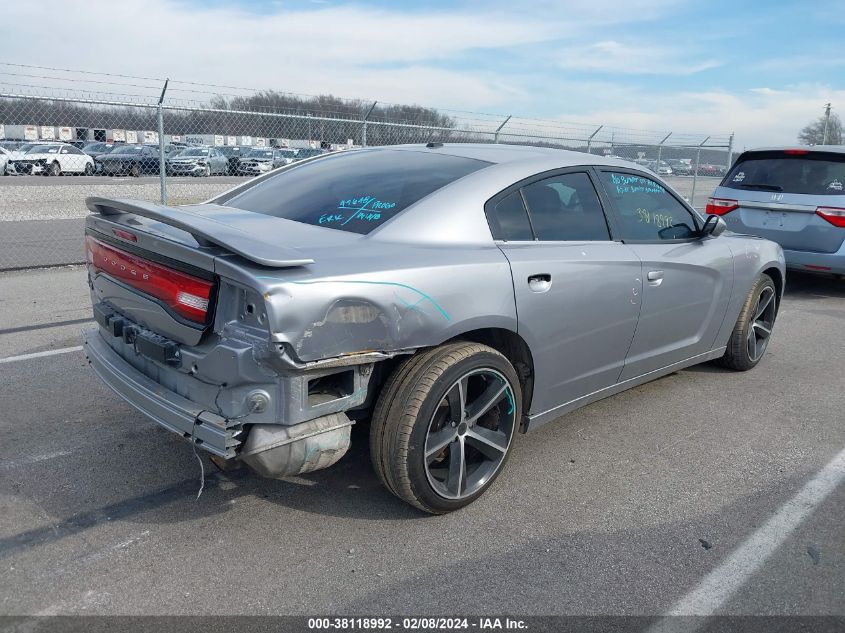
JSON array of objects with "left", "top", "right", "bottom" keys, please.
[
  {"left": 167, "top": 146, "right": 229, "bottom": 176},
  {"left": 237, "top": 147, "right": 294, "bottom": 175},
  {"left": 708, "top": 146, "right": 845, "bottom": 275},
  {"left": 697, "top": 163, "right": 726, "bottom": 177},
  {"left": 83, "top": 142, "right": 121, "bottom": 156},
  {"left": 667, "top": 159, "right": 693, "bottom": 176},
  {"left": 8, "top": 142, "right": 94, "bottom": 176},
  {"left": 97, "top": 144, "right": 166, "bottom": 177},
  {"left": 81, "top": 143, "right": 784, "bottom": 514},
  {"left": 0, "top": 141, "right": 23, "bottom": 152},
  {"left": 0, "top": 147, "right": 10, "bottom": 175},
  {"left": 290, "top": 147, "right": 326, "bottom": 162},
  {"left": 647, "top": 160, "right": 673, "bottom": 176},
  {"left": 6, "top": 141, "right": 50, "bottom": 166},
  {"left": 216, "top": 145, "right": 252, "bottom": 174}
]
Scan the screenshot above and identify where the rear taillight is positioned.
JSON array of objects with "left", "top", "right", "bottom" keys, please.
[
  {"left": 85, "top": 236, "right": 213, "bottom": 324},
  {"left": 816, "top": 207, "right": 845, "bottom": 228},
  {"left": 783, "top": 149, "right": 809, "bottom": 155},
  {"left": 705, "top": 197, "right": 739, "bottom": 215}
]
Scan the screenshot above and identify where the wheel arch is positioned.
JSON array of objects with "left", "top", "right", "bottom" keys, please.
[
  {"left": 445, "top": 327, "right": 535, "bottom": 430},
  {"left": 762, "top": 266, "right": 783, "bottom": 309}
]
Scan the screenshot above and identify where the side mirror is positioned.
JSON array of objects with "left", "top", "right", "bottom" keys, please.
[{"left": 701, "top": 215, "right": 726, "bottom": 238}]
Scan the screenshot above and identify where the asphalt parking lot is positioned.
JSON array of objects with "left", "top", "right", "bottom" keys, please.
[{"left": 1, "top": 265, "right": 843, "bottom": 621}]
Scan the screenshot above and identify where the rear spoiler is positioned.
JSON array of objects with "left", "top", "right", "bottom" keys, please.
[{"left": 86, "top": 197, "right": 314, "bottom": 268}]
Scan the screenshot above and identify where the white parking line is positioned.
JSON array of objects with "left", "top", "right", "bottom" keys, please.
[
  {"left": 0, "top": 345, "right": 83, "bottom": 364},
  {"left": 649, "top": 444, "right": 845, "bottom": 631}
]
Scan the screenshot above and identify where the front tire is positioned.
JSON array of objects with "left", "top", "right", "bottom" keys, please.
[
  {"left": 130, "top": 163, "right": 141, "bottom": 177},
  {"left": 49, "top": 161, "right": 61, "bottom": 176},
  {"left": 370, "top": 342, "right": 521, "bottom": 514},
  {"left": 717, "top": 273, "right": 777, "bottom": 371}
]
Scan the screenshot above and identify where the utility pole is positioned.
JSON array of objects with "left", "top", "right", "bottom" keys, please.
[{"left": 822, "top": 103, "right": 832, "bottom": 145}]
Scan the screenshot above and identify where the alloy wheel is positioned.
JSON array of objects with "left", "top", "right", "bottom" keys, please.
[
  {"left": 424, "top": 368, "right": 517, "bottom": 500},
  {"left": 747, "top": 285, "right": 776, "bottom": 362}
]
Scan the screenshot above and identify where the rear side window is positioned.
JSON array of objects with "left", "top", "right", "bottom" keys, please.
[
  {"left": 521, "top": 173, "right": 610, "bottom": 241},
  {"left": 487, "top": 192, "right": 533, "bottom": 241},
  {"left": 225, "top": 149, "right": 490, "bottom": 234},
  {"left": 723, "top": 151, "right": 845, "bottom": 195}
]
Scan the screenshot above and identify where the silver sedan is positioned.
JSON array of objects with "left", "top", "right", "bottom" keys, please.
[{"left": 81, "top": 144, "right": 785, "bottom": 513}]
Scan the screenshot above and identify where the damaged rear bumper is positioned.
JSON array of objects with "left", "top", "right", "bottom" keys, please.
[
  {"left": 82, "top": 327, "right": 242, "bottom": 458},
  {"left": 83, "top": 325, "right": 359, "bottom": 476}
]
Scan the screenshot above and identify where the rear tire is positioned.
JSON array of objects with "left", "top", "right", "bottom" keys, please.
[
  {"left": 130, "top": 163, "right": 141, "bottom": 178},
  {"left": 370, "top": 342, "right": 521, "bottom": 514},
  {"left": 84, "top": 163, "right": 94, "bottom": 176},
  {"left": 717, "top": 273, "right": 777, "bottom": 371}
]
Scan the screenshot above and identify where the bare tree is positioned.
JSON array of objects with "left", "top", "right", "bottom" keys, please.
[{"left": 798, "top": 112, "right": 842, "bottom": 145}]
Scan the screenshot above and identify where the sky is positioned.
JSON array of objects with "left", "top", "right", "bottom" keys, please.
[{"left": 3, "top": 0, "right": 844, "bottom": 149}]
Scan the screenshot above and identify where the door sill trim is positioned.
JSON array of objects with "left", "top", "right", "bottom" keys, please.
[{"left": 524, "top": 347, "right": 726, "bottom": 432}]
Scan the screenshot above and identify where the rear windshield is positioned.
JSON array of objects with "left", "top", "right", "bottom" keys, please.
[
  {"left": 224, "top": 149, "right": 490, "bottom": 234},
  {"left": 723, "top": 151, "right": 845, "bottom": 195}
]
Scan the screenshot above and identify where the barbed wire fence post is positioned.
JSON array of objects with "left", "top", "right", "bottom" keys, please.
[
  {"left": 493, "top": 116, "right": 511, "bottom": 144},
  {"left": 727, "top": 132, "right": 735, "bottom": 170},
  {"left": 656, "top": 132, "right": 672, "bottom": 169},
  {"left": 157, "top": 78, "right": 169, "bottom": 205},
  {"left": 585, "top": 126, "right": 603, "bottom": 155},
  {"left": 690, "top": 136, "right": 710, "bottom": 205},
  {"left": 361, "top": 101, "right": 377, "bottom": 148}
]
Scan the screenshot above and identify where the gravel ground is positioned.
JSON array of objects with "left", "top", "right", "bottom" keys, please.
[{"left": 0, "top": 176, "right": 246, "bottom": 221}]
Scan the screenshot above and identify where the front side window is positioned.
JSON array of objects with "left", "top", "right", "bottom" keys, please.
[
  {"left": 598, "top": 171, "right": 698, "bottom": 241},
  {"left": 224, "top": 149, "right": 489, "bottom": 235},
  {"left": 520, "top": 172, "right": 610, "bottom": 241}
]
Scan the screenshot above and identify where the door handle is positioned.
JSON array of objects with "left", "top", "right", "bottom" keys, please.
[
  {"left": 647, "top": 270, "right": 664, "bottom": 286},
  {"left": 528, "top": 274, "right": 552, "bottom": 293}
]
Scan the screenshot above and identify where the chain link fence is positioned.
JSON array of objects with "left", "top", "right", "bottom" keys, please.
[{"left": 0, "top": 68, "right": 733, "bottom": 270}]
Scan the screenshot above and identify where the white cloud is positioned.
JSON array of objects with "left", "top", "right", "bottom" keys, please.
[
  {"left": 551, "top": 84, "right": 845, "bottom": 149},
  {"left": 0, "top": 0, "right": 574, "bottom": 111},
  {"left": 557, "top": 40, "right": 721, "bottom": 75},
  {"left": 0, "top": 0, "right": 681, "bottom": 109},
  {"left": 0, "top": 0, "right": 840, "bottom": 149}
]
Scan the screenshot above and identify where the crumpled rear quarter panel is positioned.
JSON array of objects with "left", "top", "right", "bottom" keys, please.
[{"left": 214, "top": 242, "right": 517, "bottom": 363}]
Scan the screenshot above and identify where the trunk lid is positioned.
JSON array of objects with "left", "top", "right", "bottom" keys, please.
[
  {"left": 87, "top": 197, "right": 314, "bottom": 267},
  {"left": 721, "top": 192, "right": 844, "bottom": 253},
  {"left": 84, "top": 197, "right": 348, "bottom": 346}
]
